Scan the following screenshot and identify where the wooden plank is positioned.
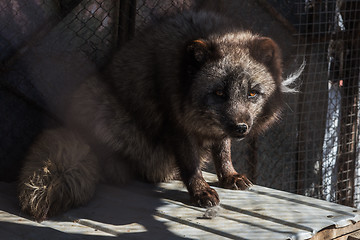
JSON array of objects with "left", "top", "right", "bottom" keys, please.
[
  {"left": 310, "top": 221, "right": 360, "bottom": 240},
  {"left": 348, "top": 228, "right": 360, "bottom": 240},
  {"left": 0, "top": 211, "right": 99, "bottom": 240},
  {"left": 0, "top": 173, "right": 359, "bottom": 240}
]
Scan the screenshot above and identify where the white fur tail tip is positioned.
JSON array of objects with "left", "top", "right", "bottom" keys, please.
[{"left": 281, "top": 60, "right": 306, "bottom": 93}]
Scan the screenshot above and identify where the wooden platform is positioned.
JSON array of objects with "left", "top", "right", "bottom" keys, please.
[{"left": 1, "top": 173, "right": 359, "bottom": 240}]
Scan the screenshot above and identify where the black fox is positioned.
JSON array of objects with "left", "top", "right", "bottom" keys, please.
[{"left": 18, "top": 10, "right": 300, "bottom": 221}]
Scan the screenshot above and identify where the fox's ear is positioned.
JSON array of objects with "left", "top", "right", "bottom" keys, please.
[
  {"left": 250, "top": 37, "right": 280, "bottom": 64},
  {"left": 249, "top": 37, "right": 282, "bottom": 80},
  {"left": 186, "top": 39, "right": 220, "bottom": 66}
]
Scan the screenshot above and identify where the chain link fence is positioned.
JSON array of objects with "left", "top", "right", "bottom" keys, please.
[{"left": 1, "top": 0, "right": 359, "bottom": 209}]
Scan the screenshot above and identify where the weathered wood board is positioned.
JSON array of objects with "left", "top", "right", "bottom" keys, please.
[{"left": 0, "top": 173, "right": 359, "bottom": 240}]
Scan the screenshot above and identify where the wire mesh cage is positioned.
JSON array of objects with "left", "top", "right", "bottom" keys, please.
[
  {"left": 294, "top": 0, "right": 360, "bottom": 208},
  {"left": 0, "top": 0, "right": 359, "bottom": 209},
  {"left": 252, "top": 0, "right": 360, "bottom": 208}
]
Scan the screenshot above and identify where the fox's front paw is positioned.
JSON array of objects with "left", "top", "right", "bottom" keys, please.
[
  {"left": 192, "top": 187, "right": 220, "bottom": 207},
  {"left": 220, "top": 174, "right": 252, "bottom": 190}
]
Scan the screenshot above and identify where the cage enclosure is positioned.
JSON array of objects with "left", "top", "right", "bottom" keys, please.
[{"left": 0, "top": 0, "right": 359, "bottom": 210}]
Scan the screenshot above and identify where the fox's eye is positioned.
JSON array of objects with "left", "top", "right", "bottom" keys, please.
[
  {"left": 248, "top": 90, "right": 259, "bottom": 99},
  {"left": 215, "top": 90, "right": 224, "bottom": 97}
]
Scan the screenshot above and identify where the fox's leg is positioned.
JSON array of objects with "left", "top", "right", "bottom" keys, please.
[
  {"left": 212, "top": 138, "right": 252, "bottom": 190},
  {"left": 18, "top": 128, "right": 99, "bottom": 221}
]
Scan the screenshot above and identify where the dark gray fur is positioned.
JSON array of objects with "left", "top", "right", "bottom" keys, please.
[{"left": 18, "top": 10, "right": 291, "bottom": 221}]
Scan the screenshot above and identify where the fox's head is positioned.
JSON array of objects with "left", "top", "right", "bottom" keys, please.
[{"left": 181, "top": 32, "right": 300, "bottom": 139}]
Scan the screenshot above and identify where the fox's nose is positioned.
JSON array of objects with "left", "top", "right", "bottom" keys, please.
[{"left": 236, "top": 123, "right": 249, "bottom": 134}]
